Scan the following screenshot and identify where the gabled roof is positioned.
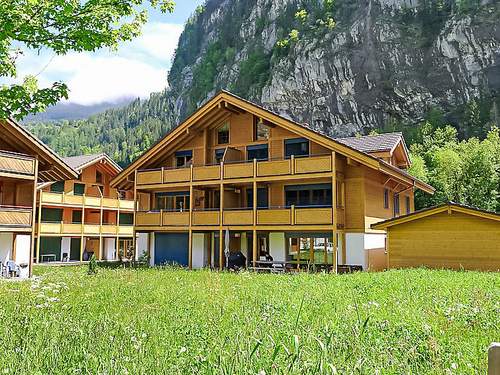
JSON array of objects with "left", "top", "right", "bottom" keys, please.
[
  {"left": 371, "top": 202, "right": 500, "bottom": 230},
  {"left": 0, "top": 118, "right": 77, "bottom": 182},
  {"left": 335, "top": 133, "right": 404, "bottom": 153},
  {"left": 110, "top": 90, "right": 433, "bottom": 194},
  {"left": 63, "top": 153, "right": 121, "bottom": 174}
]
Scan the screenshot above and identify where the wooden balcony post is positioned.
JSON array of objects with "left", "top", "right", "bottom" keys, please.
[
  {"left": 80, "top": 199, "right": 86, "bottom": 262},
  {"left": 331, "top": 151, "right": 338, "bottom": 274},
  {"left": 253, "top": 159, "right": 257, "bottom": 226},
  {"left": 219, "top": 228, "right": 224, "bottom": 271},
  {"left": 252, "top": 229, "right": 257, "bottom": 268},
  {"left": 323, "top": 238, "right": 328, "bottom": 264},
  {"left": 309, "top": 237, "right": 314, "bottom": 264},
  {"left": 36, "top": 188, "right": 43, "bottom": 264},
  {"left": 29, "top": 157, "right": 38, "bottom": 276},
  {"left": 188, "top": 165, "right": 193, "bottom": 269},
  {"left": 132, "top": 170, "right": 138, "bottom": 262},
  {"left": 291, "top": 155, "right": 295, "bottom": 175},
  {"left": 291, "top": 205, "right": 295, "bottom": 225}
]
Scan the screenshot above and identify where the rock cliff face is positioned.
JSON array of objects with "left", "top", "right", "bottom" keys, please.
[{"left": 168, "top": 0, "right": 500, "bottom": 137}]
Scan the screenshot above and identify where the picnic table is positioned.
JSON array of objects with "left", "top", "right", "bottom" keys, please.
[
  {"left": 248, "top": 260, "right": 334, "bottom": 273},
  {"left": 41, "top": 254, "right": 57, "bottom": 262}
]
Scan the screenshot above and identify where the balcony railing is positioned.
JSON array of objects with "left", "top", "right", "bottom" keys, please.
[
  {"left": 40, "top": 191, "right": 134, "bottom": 210},
  {"left": 0, "top": 206, "right": 32, "bottom": 229},
  {"left": 0, "top": 151, "right": 36, "bottom": 177},
  {"left": 135, "top": 206, "right": 335, "bottom": 227},
  {"left": 38, "top": 221, "right": 134, "bottom": 236},
  {"left": 136, "top": 154, "right": 333, "bottom": 186}
]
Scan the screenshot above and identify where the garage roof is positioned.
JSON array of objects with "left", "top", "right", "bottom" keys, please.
[{"left": 371, "top": 202, "right": 500, "bottom": 229}]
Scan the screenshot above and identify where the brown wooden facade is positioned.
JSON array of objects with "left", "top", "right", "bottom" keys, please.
[
  {"left": 112, "top": 92, "right": 434, "bottom": 271},
  {"left": 35, "top": 154, "right": 135, "bottom": 263},
  {"left": 0, "top": 119, "right": 77, "bottom": 277}
]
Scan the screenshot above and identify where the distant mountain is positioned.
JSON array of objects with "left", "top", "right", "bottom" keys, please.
[
  {"left": 24, "top": 98, "right": 134, "bottom": 122},
  {"left": 26, "top": 0, "right": 500, "bottom": 166}
]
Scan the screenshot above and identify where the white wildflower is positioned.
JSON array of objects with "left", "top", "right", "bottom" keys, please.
[{"left": 179, "top": 347, "right": 187, "bottom": 354}]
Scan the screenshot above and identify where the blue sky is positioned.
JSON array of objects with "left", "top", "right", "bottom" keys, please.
[{"left": 11, "top": 1, "right": 204, "bottom": 105}]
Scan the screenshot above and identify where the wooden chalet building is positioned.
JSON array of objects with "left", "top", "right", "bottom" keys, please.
[
  {"left": 35, "top": 154, "right": 135, "bottom": 263},
  {"left": 111, "top": 91, "right": 435, "bottom": 271},
  {"left": 0, "top": 118, "right": 77, "bottom": 277}
]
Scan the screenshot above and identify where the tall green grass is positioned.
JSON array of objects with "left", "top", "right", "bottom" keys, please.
[{"left": 0, "top": 266, "right": 498, "bottom": 374}]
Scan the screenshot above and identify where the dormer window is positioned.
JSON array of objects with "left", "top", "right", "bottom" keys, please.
[{"left": 217, "top": 122, "right": 230, "bottom": 144}]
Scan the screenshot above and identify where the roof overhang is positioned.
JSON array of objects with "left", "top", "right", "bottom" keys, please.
[{"left": 1, "top": 118, "right": 78, "bottom": 182}]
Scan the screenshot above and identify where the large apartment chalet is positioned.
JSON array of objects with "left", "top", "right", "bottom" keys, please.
[
  {"left": 0, "top": 119, "right": 77, "bottom": 277},
  {"left": 111, "top": 91, "right": 434, "bottom": 271},
  {"left": 36, "top": 154, "right": 135, "bottom": 263}
]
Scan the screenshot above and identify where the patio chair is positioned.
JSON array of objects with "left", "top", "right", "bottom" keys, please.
[{"left": 5, "top": 260, "right": 20, "bottom": 278}]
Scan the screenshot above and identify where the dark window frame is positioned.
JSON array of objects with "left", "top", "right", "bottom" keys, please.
[
  {"left": 394, "top": 194, "right": 400, "bottom": 216},
  {"left": 246, "top": 144, "right": 269, "bottom": 161},
  {"left": 284, "top": 138, "right": 309, "bottom": 159},
  {"left": 217, "top": 122, "right": 230, "bottom": 145},
  {"left": 383, "top": 188, "right": 389, "bottom": 209}
]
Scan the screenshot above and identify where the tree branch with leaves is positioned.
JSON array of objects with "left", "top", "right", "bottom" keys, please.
[{"left": 0, "top": 0, "right": 175, "bottom": 120}]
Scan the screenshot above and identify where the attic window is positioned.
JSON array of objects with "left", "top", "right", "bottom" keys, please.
[
  {"left": 217, "top": 122, "right": 230, "bottom": 144},
  {"left": 96, "top": 170, "right": 103, "bottom": 184},
  {"left": 254, "top": 118, "right": 270, "bottom": 141}
]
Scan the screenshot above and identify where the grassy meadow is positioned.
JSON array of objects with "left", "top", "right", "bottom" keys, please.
[{"left": 0, "top": 266, "right": 498, "bottom": 374}]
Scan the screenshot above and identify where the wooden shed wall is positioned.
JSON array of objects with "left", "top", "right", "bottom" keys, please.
[{"left": 387, "top": 211, "right": 500, "bottom": 271}]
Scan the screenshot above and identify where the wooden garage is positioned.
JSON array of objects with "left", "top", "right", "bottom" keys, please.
[{"left": 371, "top": 202, "right": 500, "bottom": 272}]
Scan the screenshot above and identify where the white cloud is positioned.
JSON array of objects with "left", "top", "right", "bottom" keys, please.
[{"left": 9, "top": 22, "right": 184, "bottom": 105}]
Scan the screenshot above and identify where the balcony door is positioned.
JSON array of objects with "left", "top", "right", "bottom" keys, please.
[
  {"left": 246, "top": 188, "right": 268, "bottom": 209},
  {"left": 155, "top": 192, "right": 190, "bottom": 212},
  {"left": 285, "top": 184, "right": 332, "bottom": 208}
]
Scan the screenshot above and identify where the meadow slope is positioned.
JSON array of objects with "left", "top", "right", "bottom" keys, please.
[{"left": 0, "top": 266, "right": 498, "bottom": 374}]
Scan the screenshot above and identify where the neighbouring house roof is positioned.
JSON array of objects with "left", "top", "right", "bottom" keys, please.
[
  {"left": 63, "top": 153, "right": 122, "bottom": 174},
  {"left": 110, "top": 90, "right": 433, "bottom": 194},
  {"left": 371, "top": 202, "right": 500, "bottom": 230},
  {"left": 335, "top": 133, "right": 404, "bottom": 154},
  {"left": 0, "top": 118, "right": 77, "bottom": 182}
]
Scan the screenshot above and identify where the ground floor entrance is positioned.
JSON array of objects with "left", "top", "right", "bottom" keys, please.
[{"left": 139, "top": 230, "right": 387, "bottom": 271}]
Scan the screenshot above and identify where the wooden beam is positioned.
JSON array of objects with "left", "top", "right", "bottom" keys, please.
[{"left": 29, "top": 157, "right": 38, "bottom": 277}]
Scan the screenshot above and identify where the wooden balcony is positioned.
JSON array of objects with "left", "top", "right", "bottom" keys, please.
[
  {"left": 193, "top": 165, "right": 220, "bottom": 181},
  {"left": 162, "top": 211, "right": 189, "bottom": 226},
  {"left": 257, "top": 208, "right": 292, "bottom": 225},
  {"left": 192, "top": 210, "right": 219, "bottom": 226},
  {"left": 135, "top": 211, "right": 189, "bottom": 227},
  {"left": 223, "top": 162, "right": 254, "bottom": 179},
  {"left": 0, "top": 151, "right": 36, "bottom": 178},
  {"left": 38, "top": 222, "right": 134, "bottom": 236},
  {"left": 136, "top": 154, "right": 333, "bottom": 186},
  {"left": 257, "top": 159, "right": 291, "bottom": 177},
  {"left": 294, "top": 155, "right": 332, "bottom": 174},
  {"left": 40, "top": 191, "right": 134, "bottom": 211},
  {"left": 294, "top": 207, "right": 333, "bottom": 225},
  {"left": 163, "top": 168, "right": 190, "bottom": 183},
  {"left": 223, "top": 210, "right": 253, "bottom": 225},
  {"left": 0, "top": 206, "right": 32, "bottom": 230}
]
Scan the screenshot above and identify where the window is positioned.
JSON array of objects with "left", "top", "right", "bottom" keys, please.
[
  {"left": 394, "top": 194, "right": 400, "bottom": 216},
  {"left": 214, "top": 149, "right": 225, "bottom": 163},
  {"left": 118, "top": 190, "right": 126, "bottom": 200},
  {"left": 72, "top": 210, "right": 82, "bottom": 224},
  {"left": 246, "top": 187, "right": 269, "bottom": 209},
  {"left": 96, "top": 170, "right": 103, "bottom": 184},
  {"left": 175, "top": 150, "right": 193, "bottom": 168},
  {"left": 74, "top": 183, "right": 85, "bottom": 196},
  {"left": 254, "top": 118, "right": 270, "bottom": 141},
  {"left": 50, "top": 181, "right": 64, "bottom": 193},
  {"left": 156, "top": 191, "right": 190, "bottom": 212},
  {"left": 247, "top": 144, "right": 268, "bottom": 161},
  {"left": 119, "top": 213, "right": 134, "bottom": 225},
  {"left": 285, "top": 138, "right": 309, "bottom": 158},
  {"left": 217, "top": 122, "right": 230, "bottom": 144},
  {"left": 41, "top": 208, "right": 63, "bottom": 222},
  {"left": 285, "top": 184, "right": 332, "bottom": 207},
  {"left": 406, "top": 196, "right": 411, "bottom": 214},
  {"left": 384, "top": 189, "right": 389, "bottom": 209}
]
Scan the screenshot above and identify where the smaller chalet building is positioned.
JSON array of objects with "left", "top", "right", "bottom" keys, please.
[{"left": 372, "top": 202, "right": 500, "bottom": 271}]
